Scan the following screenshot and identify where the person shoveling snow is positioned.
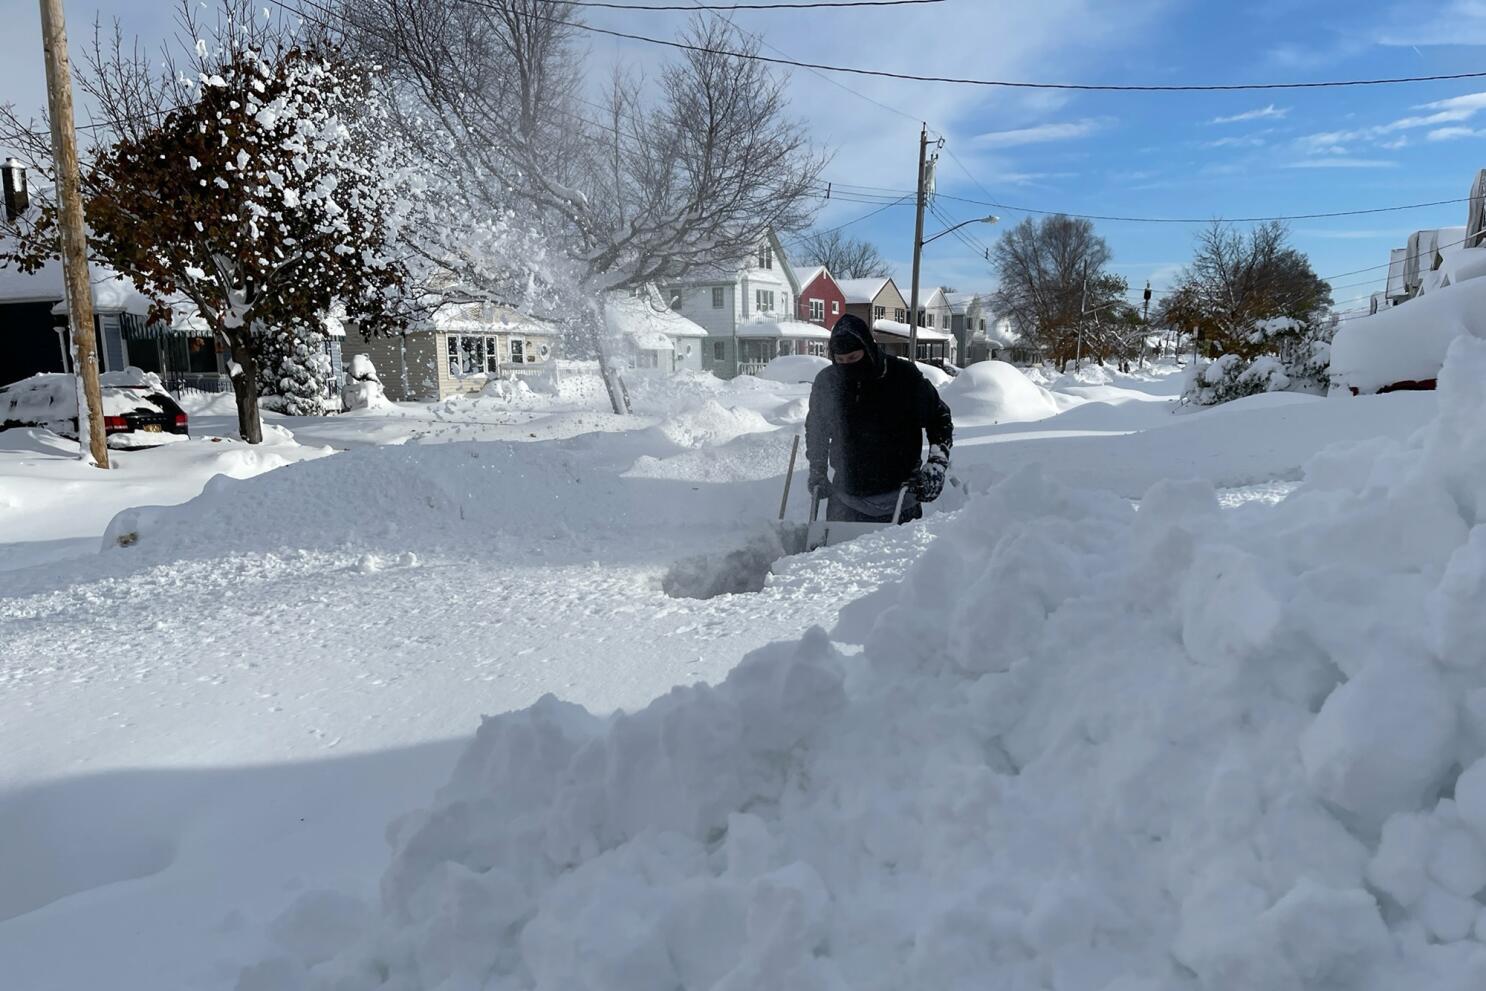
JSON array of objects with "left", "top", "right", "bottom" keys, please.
[{"left": 806, "top": 314, "right": 953, "bottom": 523}]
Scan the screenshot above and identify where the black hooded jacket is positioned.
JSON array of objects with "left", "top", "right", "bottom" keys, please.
[{"left": 805, "top": 315, "right": 954, "bottom": 497}]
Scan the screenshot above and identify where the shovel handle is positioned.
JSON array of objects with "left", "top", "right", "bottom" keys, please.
[
  {"left": 891, "top": 486, "right": 910, "bottom": 525},
  {"left": 779, "top": 433, "right": 801, "bottom": 521}
]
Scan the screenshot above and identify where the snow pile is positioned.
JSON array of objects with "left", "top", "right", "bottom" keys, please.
[
  {"left": 341, "top": 354, "right": 392, "bottom": 411},
  {"left": 1331, "top": 272, "right": 1486, "bottom": 392},
  {"left": 915, "top": 362, "right": 954, "bottom": 388},
  {"left": 650, "top": 399, "right": 775, "bottom": 449},
  {"left": 98, "top": 367, "right": 167, "bottom": 392},
  {"left": 941, "top": 360, "right": 1060, "bottom": 424},
  {"left": 247, "top": 338, "right": 1486, "bottom": 991},
  {"left": 758, "top": 354, "right": 828, "bottom": 383}
]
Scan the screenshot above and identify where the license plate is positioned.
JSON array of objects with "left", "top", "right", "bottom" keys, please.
[{"left": 139, "top": 423, "right": 163, "bottom": 432}]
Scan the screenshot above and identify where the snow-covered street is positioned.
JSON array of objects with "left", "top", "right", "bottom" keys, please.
[{"left": 0, "top": 356, "right": 1459, "bottom": 989}]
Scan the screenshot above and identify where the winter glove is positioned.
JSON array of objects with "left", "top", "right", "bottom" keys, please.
[
  {"left": 910, "top": 445, "right": 950, "bottom": 503},
  {"left": 808, "top": 470, "right": 833, "bottom": 501}
]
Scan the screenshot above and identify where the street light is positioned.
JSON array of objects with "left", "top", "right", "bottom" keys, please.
[
  {"left": 910, "top": 214, "right": 998, "bottom": 360},
  {"left": 922, "top": 215, "right": 1000, "bottom": 246}
]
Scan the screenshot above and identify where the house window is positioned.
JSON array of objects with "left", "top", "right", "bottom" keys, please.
[
  {"left": 712, "top": 287, "right": 725, "bottom": 309},
  {"left": 832, "top": 300, "right": 840, "bottom": 315},
  {"left": 809, "top": 298, "right": 824, "bottom": 321},
  {"left": 447, "top": 334, "right": 503, "bottom": 376},
  {"left": 510, "top": 338, "right": 525, "bottom": 364},
  {"left": 636, "top": 350, "right": 659, "bottom": 369},
  {"left": 757, "top": 245, "right": 772, "bottom": 269},
  {"left": 873, "top": 305, "right": 885, "bottom": 321},
  {"left": 979, "top": 318, "right": 986, "bottom": 332},
  {"left": 895, "top": 308, "right": 906, "bottom": 323},
  {"left": 713, "top": 340, "right": 726, "bottom": 362},
  {"left": 756, "top": 289, "right": 775, "bottom": 312}
]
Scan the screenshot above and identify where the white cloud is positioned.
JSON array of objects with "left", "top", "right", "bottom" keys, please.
[
  {"left": 1203, "top": 135, "right": 1267, "bottom": 149},
  {"left": 1284, "top": 158, "right": 1399, "bottom": 169},
  {"left": 1209, "top": 104, "right": 1288, "bottom": 125},
  {"left": 971, "top": 118, "right": 1111, "bottom": 148},
  {"left": 1427, "top": 126, "right": 1486, "bottom": 141},
  {"left": 1295, "top": 92, "right": 1486, "bottom": 153}
]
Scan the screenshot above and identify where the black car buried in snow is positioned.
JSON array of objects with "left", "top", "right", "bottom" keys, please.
[{"left": 0, "top": 371, "right": 189, "bottom": 448}]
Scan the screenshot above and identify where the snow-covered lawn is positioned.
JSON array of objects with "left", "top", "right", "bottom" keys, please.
[{"left": 0, "top": 357, "right": 1466, "bottom": 989}]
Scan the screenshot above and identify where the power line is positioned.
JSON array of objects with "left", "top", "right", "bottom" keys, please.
[
  {"left": 523, "top": 15, "right": 1486, "bottom": 93},
  {"left": 821, "top": 178, "right": 1478, "bottom": 226},
  {"left": 783, "top": 194, "right": 912, "bottom": 244}
]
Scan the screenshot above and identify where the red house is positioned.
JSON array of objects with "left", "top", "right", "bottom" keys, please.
[{"left": 795, "top": 266, "right": 847, "bottom": 329}]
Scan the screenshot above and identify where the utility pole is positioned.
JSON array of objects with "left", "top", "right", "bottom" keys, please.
[
  {"left": 907, "top": 123, "right": 930, "bottom": 360},
  {"left": 1075, "top": 268, "right": 1087, "bottom": 370},
  {"left": 1141, "top": 281, "right": 1152, "bottom": 368},
  {"left": 39, "top": 0, "right": 108, "bottom": 468}
]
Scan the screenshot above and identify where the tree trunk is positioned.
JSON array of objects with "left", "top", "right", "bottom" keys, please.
[
  {"left": 584, "top": 299, "right": 629, "bottom": 416},
  {"left": 229, "top": 339, "right": 264, "bottom": 444}
]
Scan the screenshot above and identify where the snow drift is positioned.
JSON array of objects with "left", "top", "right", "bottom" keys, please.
[
  {"left": 247, "top": 340, "right": 1486, "bottom": 990},
  {"left": 941, "top": 360, "right": 1061, "bottom": 425},
  {"left": 1331, "top": 266, "right": 1486, "bottom": 393}
]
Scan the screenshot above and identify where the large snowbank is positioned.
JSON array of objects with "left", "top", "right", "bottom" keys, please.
[
  {"left": 248, "top": 337, "right": 1486, "bottom": 991},
  {"left": 1331, "top": 272, "right": 1486, "bottom": 392},
  {"left": 941, "top": 360, "right": 1060, "bottom": 424}
]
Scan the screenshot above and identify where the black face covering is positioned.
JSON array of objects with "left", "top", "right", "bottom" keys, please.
[{"left": 838, "top": 353, "right": 874, "bottom": 381}]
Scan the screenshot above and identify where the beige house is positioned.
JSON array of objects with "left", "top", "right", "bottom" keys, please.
[
  {"left": 350, "top": 301, "right": 559, "bottom": 401},
  {"left": 838, "top": 277, "right": 907, "bottom": 333}
]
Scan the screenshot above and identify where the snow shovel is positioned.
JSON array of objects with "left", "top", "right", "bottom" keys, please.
[
  {"left": 803, "top": 486, "right": 910, "bottom": 551},
  {"left": 776, "top": 435, "right": 911, "bottom": 553}
]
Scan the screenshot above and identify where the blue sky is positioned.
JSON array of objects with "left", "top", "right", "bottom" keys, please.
[{"left": 6, "top": 0, "right": 1486, "bottom": 310}]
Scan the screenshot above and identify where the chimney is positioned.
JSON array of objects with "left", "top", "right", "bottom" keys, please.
[{"left": 2, "top": 158, "right": 29, "bottom": 222}]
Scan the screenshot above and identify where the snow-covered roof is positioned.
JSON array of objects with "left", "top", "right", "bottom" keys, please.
[
  {"left": 944, "top": 292, "right": 990, "bottom": 315},
  {"left": 735, "top": 320, "right": 831, "bottom": 340},
  {"left": 605, "top": 294, "right": 708, "bottom": 353},
  {"left": 0, "top": 203, "right": 153, "bottom": 314},
  {"left": 836, "top": 277, "right": 891, "bottom": 304},
  {"left": 872, "top": 319, "right": 951, "bottom": 342},
  {"left": 427, "top": 301, "right": 558, "bottom": 337},
  {"left": 795, "top": 265, "right": 828, "bottom": 290}
]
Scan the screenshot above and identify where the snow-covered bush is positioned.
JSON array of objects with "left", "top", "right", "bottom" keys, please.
[
  {"left": 1183, "top": 317, "right": 1335, "bottom": 406},
  {"left": 258, "top": 326, "right": 333, "bottom": 416},
  {"left": 342, "top": 353, "right": 391, "bottom": 411}
]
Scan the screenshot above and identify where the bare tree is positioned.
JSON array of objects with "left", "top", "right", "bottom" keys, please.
[
  {"left": 796, "top": 229, "right": 891, "bottom": 279},
  {"left": 1164, "top": 221, "right": 1332, "bottom": 358},
  {"left": 338, "top": 1, "right": 825, "bottom": 411},
  {"left": 991, "top": 215, "right": 1123, "bottom": 367}
]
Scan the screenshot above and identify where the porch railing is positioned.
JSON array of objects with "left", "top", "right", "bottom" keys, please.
[{"left": 737, "top": 361, "right": 769, "bottom": 377}]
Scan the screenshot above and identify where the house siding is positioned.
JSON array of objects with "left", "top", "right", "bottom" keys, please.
[{"left": 796, "top": 271, "right": 846, "bottom": 327}]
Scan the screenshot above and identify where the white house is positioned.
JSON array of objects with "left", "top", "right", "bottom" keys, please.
[
  {"left": 663, "top": 230, "right": 800, "bottom": 378},
  {"left": 605, "top": 292, "right": 709, "bottom": 375}
]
